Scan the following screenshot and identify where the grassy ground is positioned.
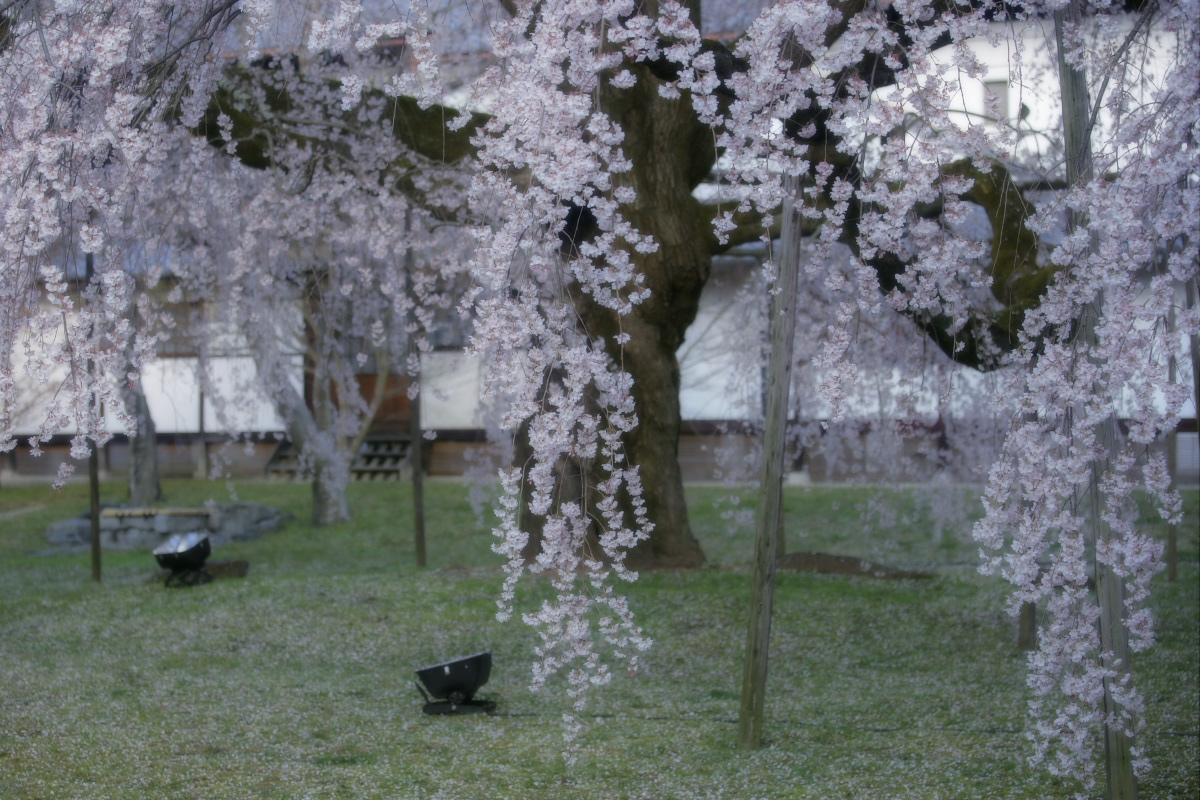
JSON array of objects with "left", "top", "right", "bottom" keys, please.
[{"left": 0, "top": 478, "right": 1196, "bottom": 800}]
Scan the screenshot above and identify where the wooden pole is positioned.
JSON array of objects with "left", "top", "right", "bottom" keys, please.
[
  {"left": 1017, "top": 601, "right": 1038, "bottom": 651},
  {"left": 738, "top": 174, "right": 802, "bottom": 750},
  {"left": 86, "top": 251, "right": 102, "bottom": 583},
  {"left": 411, "top": 380, "right": 427, "bottom": 568},
  {"left": 89, "top": 443, "right": 102, "bottom": 583},
  {"left": 1187, "top": 278, "right": 1200, "bottom": 439},
  {"left": 405, "top": 209, "right": 427, "bottom": 568},
  {"left": 1166, "top": 301, "right": 1177, "bottom": 582},
  {"left": 195, "top": 389, "right": 209, "bottom": 481},
  {"left": 1055, "top": 7, "right": 1137, "bottom": 797},
  {"left": 1174, "top": 276, "right": 1200, "bottom": 583}
]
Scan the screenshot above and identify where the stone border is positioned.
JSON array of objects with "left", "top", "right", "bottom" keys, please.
[{"left": 45, "top": 502, "right": 291, "bottom": 552}]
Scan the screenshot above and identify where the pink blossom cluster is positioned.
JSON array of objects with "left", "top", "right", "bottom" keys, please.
[{"left": 652, "top": 0, "right": 1195, "bottom": 787}]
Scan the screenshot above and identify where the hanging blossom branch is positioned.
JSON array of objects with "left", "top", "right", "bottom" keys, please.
[
  {"left": 303, "top": 0, "right": 662, "bottom": 755},
  {"left": 451, "top": 1, "right": 665, "bottom": 757},
  {"left": 651, "top": 0, "right": 1194, "bottom": 790},
  {"left": 971, "top": 1, "right": 1197, "bottom": 791},
  {"left": 0, "top": 0, "right": 261, "bottom": 481}
]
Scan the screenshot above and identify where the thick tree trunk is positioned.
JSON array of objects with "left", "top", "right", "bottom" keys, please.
[
  {"left": 564, "top": 65, "right": 718, "bottom": 570},
  {"left": 511, "top": 338, "right": 700, "bottom": 570},
  {"left": 607, "top": 311, "right": 706, "bottom": 570},
  {"left": 248, "top": 322, "right": 353, "bottom": 527},
  {"left": 516, "top": 315, "right": 702, "bottom": 570},
  {"left": 120, "top": 284, "right": 163, "bottom": 507},
  {"left": 515, "top": 433, "right": 589, "bottom": 565}
]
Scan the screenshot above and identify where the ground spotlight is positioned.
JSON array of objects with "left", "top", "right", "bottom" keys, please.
[
  {"left": 152, "top": 532, "right": 213, "bottom": 587},
  {"left": 415, "top": 651, "right": 495, "bottom": 714}
]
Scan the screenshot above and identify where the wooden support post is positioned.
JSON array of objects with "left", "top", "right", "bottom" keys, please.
[
  {"left": 405, "top": 208, "right": 427, "bottom": 569},
  {"left": 195, "top": 390, "right": 209, "bottom": 480},
  {"left": 1169, "top": 276, "right": 1200, "bottom": 583},
  {"left": 412, "top": 377, "right": 427, "bottom": 569},
  {"left": 85, "top": 251, "right": 102, "bottom": 583},
  {"left": 1188, "top": 278, "right": 1200, "bottom": 436},
  {"left": 1055, "top": 6, "right": 1137, "bottom": 797},
  {"left": 1018, "top": 601, "right": 1038, "bottom": 651},
  {"left": 1166, "top": 305, "right": 1178, "bottom": 582},
  {"left": 738, "top": 174, "right": 802, "bottom": 750},
  {"left": 89, "top": 444, "right": 101, "bottom": 583}
]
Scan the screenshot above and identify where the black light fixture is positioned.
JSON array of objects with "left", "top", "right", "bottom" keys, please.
[
  {"left": 414, "top": 651, "right": 495, "bottom": 714},
  {"left": 152, "top": 532, "right": 213, "bottom": 587}
]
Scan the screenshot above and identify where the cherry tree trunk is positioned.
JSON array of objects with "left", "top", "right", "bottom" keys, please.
[
  {"left": 567, "top": 65, "right": 719, "bottom": 570},
  {"left": 311, "top": 458, "right": 351, "bottom": 526},
  {"left": 309, "top": 367, "right": 351, "bottom": 527},
  {"left": 249, "top": 325, "right": 352, "bottom": 527},
  {"left": 608, "top": 310, "right": 706, "bottom": 570}
]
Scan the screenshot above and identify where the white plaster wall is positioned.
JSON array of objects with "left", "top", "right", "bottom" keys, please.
[
  {"left": 678, "top": 263, "right": 762, "bottom": 421},
  {"left": 135, "top": 356, "right": 293, "bottom": 434},
  {"left": 419, "top": 351, "right": 484, "bottom": 430}
]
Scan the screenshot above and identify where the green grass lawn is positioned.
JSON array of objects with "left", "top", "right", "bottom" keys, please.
[{"left": 0, "top": 478, "right": 1196, "bottom": 800}]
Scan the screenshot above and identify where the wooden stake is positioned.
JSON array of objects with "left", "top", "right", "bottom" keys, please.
[
  {"left": 89, "top": 443, "right": 101, "bottom": 583},
  {"left": 738, "top": 174, "right": 802, "bottom": 750},
  {"left": 1018, "top": 601, "right": 1038, "bottom": 651},
  {"left": 412, "top": 376, "right": 427, "bottom": 569},
  {"left": 195, "top": 390, "right": 209, "bottom": 481},
  {"left": 405, "top": 208, "right": 427, "bottom": 569},
  {"left": 1166, "top": 305, "right": 1177, "bottom": 582},
  {"left": 85, "top": 251, "right": 102, "bottom": 584},
  {"left": 1055, "top": 7, "right": 1137, "bottom": 797}
]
